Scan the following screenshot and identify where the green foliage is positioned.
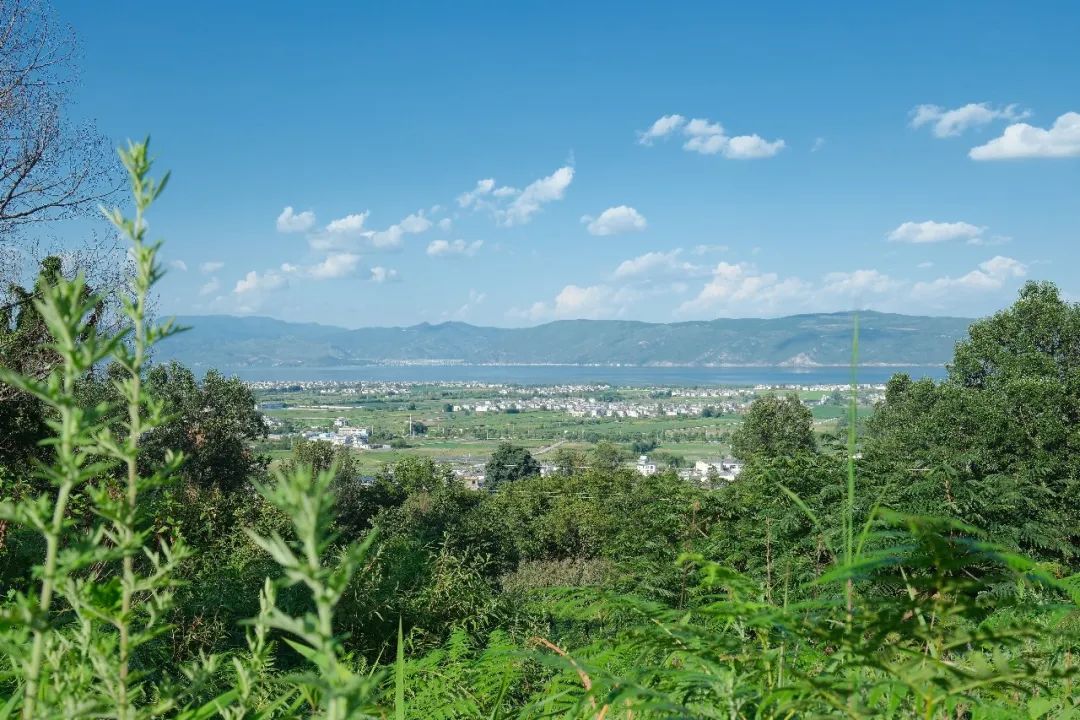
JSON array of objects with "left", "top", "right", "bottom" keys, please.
[
  {"left": 484, "top": 442, "right": 540, "bottom": 489},
  {"left": 2, "top": 147, "right": 1078, "bottom": 719},
  {"left": 865, "top": 281, "right": 1080, "bottom": 566},
  {"left": 140, "top": 362, "right": 268, "bottom": 493},
  {"left": 0, "top": 139, "right": 194, "bottom": 719},
  {"left": 246, "top": 465, "right": 381, "bottom": 718},
  {"left": 730, "top": 392, "right": 816, "bottom": 460}
]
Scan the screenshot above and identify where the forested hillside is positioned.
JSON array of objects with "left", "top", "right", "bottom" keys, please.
[
  {"left": 1, "top": 143, "right": 1078, "bottom": 718},
  {"left": 162, "top": 312, "right": 973, "bottom": 369}
]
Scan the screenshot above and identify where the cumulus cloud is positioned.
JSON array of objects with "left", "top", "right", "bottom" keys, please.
[
  {"left": 498, "top": 166, "right": 574, "bottom": 226},
  {"left": 613, "top": 249, "right": 705, "bottom": 281},
  {"left": 438, "top": 217, "right": 453, "bottom": 231},
  {"left": 520, "top": 284, "right": 622, "bottom": 321},
  {"left": 427, "top": 239, "right": 483, "bottom": 257},
  {"left": 888, "top": 220, "right": 985, "bottom": 244},
  {"left": 198, "top": 277, "right": 220, "bottom": 296},
  {"left": 637, "top": 114, "right": 686, "bottom": 144},
  {"left": 457, "top": 165, "right": 574, "bottom": 227},
  {"left": 325, "top": 212, "right": 370, "bottom": 234},
  {"left": 912, "top": 256, "right": 1027, "bottom": 297},
  {"left": 398, "top": 212, "right": 432, "bottom": 234},
  {"left": 910, "top": 102, "right": 1030, "bottom": 138},
  {"left": 313, "top": 209, "right": 433, "bottom": 251},
  {"left": 969, "top": 112, "right": 1080, "bottom": 159},
  {"left": 640, "top": 114, "right": 785, "bottom": 159},
  {"left": 821, "top": 269, "right": 900, "bottom": 296},
  {"left": 199, "top": 260, "right": 224, "bottom": 274},
  {"left": 582, "top": 205, "right": 647, "bottom": 236},
  {"left": 677, "top": 262, "right": 806, "bottom": 316},
  {"left": 457, "top": 178, "right": 495, "bottom": 208},
  {"left": 308, "top": 253, "right": 361, "bottom": 279},
  {"left": 691, "top": 244, "right": 729, "bottom": 255},
  {"left": 234, "top": 270, "right": 287, "bottom": 294},
  {"left": 168, "top": 260, "right": 187, "bottom": 272},
  {"left": 276, "top": 206, "right": 316, "bottom": 233},
  {"left": 369, "top": 266, "right": 399, "bottom": 283},
  {"left": 515, "top": 246, "right": 1032, "bottom": 322}
]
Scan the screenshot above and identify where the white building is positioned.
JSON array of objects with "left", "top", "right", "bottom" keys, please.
[
  {"left": 636, "top": 455, "right": 658, "bottom": 476},
  {"left": 694, "top": 458, "right": 743, "bottom": 482}
]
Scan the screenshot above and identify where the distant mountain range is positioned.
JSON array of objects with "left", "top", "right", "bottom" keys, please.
[{"left": 155, "top": 312, "right": 974, "bottom": 370}]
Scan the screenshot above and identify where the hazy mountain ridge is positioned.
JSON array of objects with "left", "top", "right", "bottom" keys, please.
[{"left": 158, "top": 312, "right": 974, "bottom": 370}]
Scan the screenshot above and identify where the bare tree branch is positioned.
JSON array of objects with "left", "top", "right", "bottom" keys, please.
[{"left": 0, "top": 0, "right": 119, "bottom": 234}]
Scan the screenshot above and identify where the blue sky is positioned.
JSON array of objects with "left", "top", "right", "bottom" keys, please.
[{"left": 60, "top": 1, "right": 1080, "bottom": 327}]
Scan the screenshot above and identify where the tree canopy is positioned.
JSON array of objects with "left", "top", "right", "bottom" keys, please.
[{"left": 730, "top": 392, "right": 816, "bottom": 460}]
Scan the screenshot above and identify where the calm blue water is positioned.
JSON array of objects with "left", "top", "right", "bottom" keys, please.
[{"left": 227, "top": 364, "right": 947, "bottom": 386}]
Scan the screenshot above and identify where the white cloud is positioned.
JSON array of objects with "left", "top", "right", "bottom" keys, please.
[
  {"left": 641, "top": 114, "right": 785, "bottom": 159},
  {"left": 427, "top": 239, "right": 483, "bottom": 257},
  {"left": 691, "top": 244, "right": 729, "bottom": 255},
  {"left": 199, "top": 260, "right": 224, "bottom": 274},
  {"left": 969, "top": 112, "right": 1080, "bottom": 159},
  {"left": 498, "top": 166, "right": 574, "bottom": 226},
  {"left": 168, "top": 260, "right": 188, "bottom": 272},
  {"left": 551, "top": 284, "right": 613, "bottom": 318},
  {"left": 457, "top": 178, "right": 495, "bottom": 208},
  {"left": 234, "top": 270, "right": 287, "bottom": 295},
  {"left": 369, "top": 266, "right": 399, "bottom": 283},
  {"left": 912, "top": 256, "right": 1027, "bottom": 297},
  {"left": 725, "top": 134, "right": 787, "bottom": 159},
  {"left": 811, "top": 137, "right": 826, "bottom": 152},
  {"left": 582, "top": 205, "right": 647, "bottom": 236},
  {"left": 438, "top": 217, "right": 453, "bottom": 231},
  {"left": 308, "top": 253, "right": 360, "bottom": 279},
  {"left": 888, "top": 220, "right": 985, "bottom": 244},
  {"left": 910, "top": 102, "right": 1029, "bottom": 138},
  {"left": 276, "top": 206, "right": 316, "bottom": 233},
  {"left": 198, "top": 277, "right": 220, "bottom": 296},
  {"left": 398, "top": 212, "right": 432, "bottom": 234},
  {"left": 821, "top": 269, "right": 900, "bottom": 296},
  {"left": 638, "top": 114, "right": 686, "bottom": 144},
  {"left": 677, "top": 262, "right": 807, "bottom": 316},
  {"left": 967, "top": 234, "right": 1012, "bottom": 247},
  {"left": 459, "top": 165, "right": 574, "bottom": 227},
  {"left": 325, "top": 212, "right": 370, "bottom": 234},
  {"left": 613, "top": 249, "right": 704, "bottom": 281},
  {"left": 369, "top": 225, "right": 404, "bottom": 249},
  {"left": 365, "top": 210, "right": 436, "bottom": 249}
]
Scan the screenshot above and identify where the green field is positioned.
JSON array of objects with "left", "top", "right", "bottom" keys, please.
[{"left": 255, "top": 382, "right": 879, "bottom": 472}]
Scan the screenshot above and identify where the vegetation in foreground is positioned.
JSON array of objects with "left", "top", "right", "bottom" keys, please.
[{"left": 1, "top": 144, "right": 1078, "bottom": 719}]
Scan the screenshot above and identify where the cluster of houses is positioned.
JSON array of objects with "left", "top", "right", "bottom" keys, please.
[
  {"left": 450, "top": 397, "right": 744, "bottom": 418},
  {"left": 299, "top": 418, "right": 389, "bottom": 449},
  {"left": 441, "top": 454, "right": 743, "bottom": 492}
]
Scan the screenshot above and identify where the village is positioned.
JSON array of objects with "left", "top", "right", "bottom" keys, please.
[{"left": 251, "top": 379, "right": 886, "bottom": 488}]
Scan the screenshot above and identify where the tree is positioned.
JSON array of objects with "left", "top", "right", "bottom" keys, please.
[
  {"left": 140, "top": 362, "right": 268, "bottom": 492},
  {"left": 484, "top": 442, "right": 540, "bottom": 489},
  {"left": 864, "top": 281, "right": 1080, "bottom": 566},
  {"left": 0, "top": 0, "right": 118, "bottom": 234},
  {"left": 281, "top": 439, "right": 358, "bottom": 482},
  {"left": 589, "top": 440, "right": 623, "bottom": 472},
  {"left": 552, "top": 447, "right": 584, "bottom": 476},
  {"left": 0, "top": 256, "right": 100, "bottom": 468},
  {"left": 730, "top": 393, "right": 815, "bottom": 460}
]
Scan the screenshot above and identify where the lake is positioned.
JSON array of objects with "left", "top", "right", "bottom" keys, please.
[{"left": 226, "top": 364, "right": 947, "bottom": 386}]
